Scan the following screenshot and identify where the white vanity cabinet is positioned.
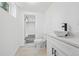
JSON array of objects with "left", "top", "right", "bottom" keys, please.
[{"left": 47, "top": 35, "right": 79, "bottom": 56}]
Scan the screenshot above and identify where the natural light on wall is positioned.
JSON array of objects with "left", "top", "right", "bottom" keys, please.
[
  {"left": 0, "top": 2, "right": 9, "bottom": 12},
  {"left": 0, "top": 2, "right": 16, "bottom": 18},
  {"left": 9, "top": 2, "right": 16, "bottom": 17}
]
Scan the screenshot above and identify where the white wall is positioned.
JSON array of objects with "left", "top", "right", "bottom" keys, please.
[
  {"left": 0, "top": 8, "right": 17, "bottom": 56},
  {"left": 16, "top": 6, "right": 24, "bottom": 46},
  {"left": 35, "top": 13, "right": 46, "bottom": 39},
  {"left": 45, "top": 2, "right": 79, "bottom": 36}
]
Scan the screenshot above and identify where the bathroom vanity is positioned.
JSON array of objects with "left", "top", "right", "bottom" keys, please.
[{"left": 47, "top": 32, "right": 79, "bottom": 56}]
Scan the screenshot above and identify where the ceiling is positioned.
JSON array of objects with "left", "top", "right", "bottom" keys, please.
[{"left": 15, "top": 2, "right": 52, "bottom": 13}]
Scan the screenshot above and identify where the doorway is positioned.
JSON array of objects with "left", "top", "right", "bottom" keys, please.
[{"left": 24, "top": 15, "right": 35, "bottom": 44}]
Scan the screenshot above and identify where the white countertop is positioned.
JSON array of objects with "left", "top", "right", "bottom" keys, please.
[{"left": 47, "top": 32, "right": 79, "bottom": 48}]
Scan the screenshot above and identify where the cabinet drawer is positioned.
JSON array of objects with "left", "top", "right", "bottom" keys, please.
[
  {"left": 47, "top": 37, "right": 79, "bottom": 56},
  {"left": 47, "top": 39, "right": 66, "bottom": 56}
]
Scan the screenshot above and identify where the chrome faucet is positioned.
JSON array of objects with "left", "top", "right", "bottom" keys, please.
[{"left": 62, "top": 23, "right": 67, "bottom": 31}]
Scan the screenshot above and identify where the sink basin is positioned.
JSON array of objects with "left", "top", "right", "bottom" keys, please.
[{"left": 54, "top": 31, "right": 68, "bottom": 37}]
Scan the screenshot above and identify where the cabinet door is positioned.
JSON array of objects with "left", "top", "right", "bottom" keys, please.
[
  {"left": 47, "top": 37, "right": 66, "bottom": 56},
  {"left": 47, "top": 36, "right": 79, "bottom": 56}
]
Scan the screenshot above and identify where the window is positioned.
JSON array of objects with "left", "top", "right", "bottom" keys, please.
[{"left": 0, "top": 2, "right": 9, "bottom": 12}]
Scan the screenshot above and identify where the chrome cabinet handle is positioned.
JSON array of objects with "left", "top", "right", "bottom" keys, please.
[
  {"left": 52, "top": 48, "right": 57, "bottom": 56},
  {"left": 54, "top": 50, "right": 56, "bottom": 56}
]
